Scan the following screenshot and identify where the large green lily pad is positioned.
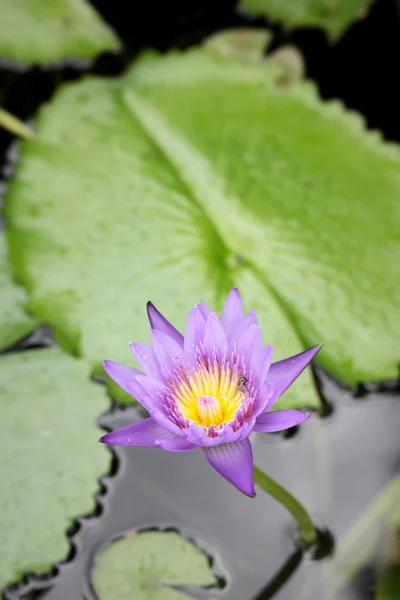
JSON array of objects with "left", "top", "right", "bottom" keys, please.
[
  {"left": 0, "top": 0, "right": 119, "bottom": 64},
  {"left": 238, "top": 0, "right": 372, "bottom": 40},
  {"left": 0, "top": 347, "right": 109, "bottom": 589},
  {"left": 92, "top": 530, "right": 216, "bottom": 600},
  {"left": 0, "top": 232, "right": 35, "bottom": 349},
  {"left": 5, "top": 39, "right": 400, "bottom": 409}
]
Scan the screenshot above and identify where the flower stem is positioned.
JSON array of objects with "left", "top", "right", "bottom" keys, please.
[
  {"left": 0, "top": 108, "right": 34, "bottom": 140},
  {"left": 253, "top": 465, "right": 317, "bottom": 546}
]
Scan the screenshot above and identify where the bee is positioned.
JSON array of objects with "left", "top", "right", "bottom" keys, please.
[{"left": 237, "top": 376, "right": 248, "bottom": 393}]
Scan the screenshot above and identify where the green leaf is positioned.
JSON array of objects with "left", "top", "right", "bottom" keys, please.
[
  {"left": 0, "top": 347, "right": 109, "bottom": 588},
  {"left": 0, "top": 0, "right": 119, "bottom": 64},
  {"left": 0, "top": 232, "right": 36, "bottom": 349},
  {"left": 92, "top": 530, "right": 216, "bottom": 600},
  {"left": 6, "top": 43, "right": 400, "bottom": 410},
  {"left": 238, "top": 0, "right": 372, "bottom": 40}
]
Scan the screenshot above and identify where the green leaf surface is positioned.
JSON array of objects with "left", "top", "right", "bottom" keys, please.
[
  {"left": 92, "top": 531, "right": 216, "bottom": 600},
  {"left": 239, "top": 0, "right": 372, "bottom": 40},
  {"left": 0, "top": 347, "right": 109, "bottom": 588},
  {"left": 0, "top": 0, "right": 119, "bottom": 64},
  {"left": 6, "top": 42, "right": 400, "bottom": 410},
  {"left": 0, "top": 232, "right": 36, "bottom": 349}
]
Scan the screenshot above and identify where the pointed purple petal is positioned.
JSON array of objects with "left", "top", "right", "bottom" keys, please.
[
  {"left": 235, "top": 323, "right": 262, "bottom": 363},
  {"left": 220, "top": 288, "right": 244, "bottom": 342},
  {"left": 251, "top": 344, "right": 273, "bottom": 392},
  {"left": 197, "top": 301, "right": 211, "bottom": 319},
  {"left": 157, "top": 437, "right": 197, "bottom": 451},
  {"left": 146, "top": 404, "right": 185, "bottom": 436},
  {"left": 230, "top": 309, "right": 258, "bottom": 349},
  {"left": 151, "top": 329, "right": 184, "bottom": 377},
  {"left": 253, "top": 380, "right": 273, "bottom": 416},
  {"left": 103, "top": 360, "right": 139, "bottom": 396},
  {"left": 202, "top": 439, "right": 256, "bottom": 497},
  {"left": 265, "top": 344, "right": 322, "bottom": 408},
  {"left": 184, "top": 305, "right": 207, "bottom": 367},
  {"left": 103, "top": 360, "right": 154, "bottom": 410},
  {"left": 254, "top": 409, "right": 309, "bottom": 432},
  {"left": 146, "top": 302, "right": 184, "bottom": 347},
  {"left": 130, "top": 342, "right": 161, "bottom": 379},
  {"left": 100, "top": 417, "right": 171, "bottom": 446},
  {"left": 202, "top": 313, "right": 228, "bottom": 358}
]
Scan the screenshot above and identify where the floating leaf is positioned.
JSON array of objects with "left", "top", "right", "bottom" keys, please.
[
  {"left": 0, "top": 0, "right": 119, "bottom": 64},
  {"left": 0, "top": 232, "right": 35, "bottom": 349},
  {"left": 238, "top": 0, "right": 372, "bottom": 40},
  {"left": 0, "top": 347, "right": 109, "bottom": 588},
  {"left": 6, "top": 41, "right": 400, "bottom": 409},
  {"left": 92, "top": 531, "right": 216, "bottom": 600}
]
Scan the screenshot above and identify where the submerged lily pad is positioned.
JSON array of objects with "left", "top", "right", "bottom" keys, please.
[
  {"left": 0, "top": 233, "right": 35, "bottom": 349},
  {"left": 5, "top": 40, "right": 400, "bottom": 409},
  {"left": 0, "top": 347, "right": 109, "bottom": 589},
  {"left": 238, "top": 0, "right": 372, "bottom": 40},
  {"left": 0, "top": 0, "right": 119, "bottom": 64},
  {"left": 92, "top": 530, "right": 216, "bottom": 600}
]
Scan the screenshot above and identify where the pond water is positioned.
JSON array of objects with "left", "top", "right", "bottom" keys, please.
[{"left": 1, "top": 1, "right": 400, "bottom": 598}]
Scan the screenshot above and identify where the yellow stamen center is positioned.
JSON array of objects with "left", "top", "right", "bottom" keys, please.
[
  {"left": 171, "top": 364, "right": 244, "bottom": 427},
  {"left": 196, "top": 396, "right": 224, "bottom": 426}
]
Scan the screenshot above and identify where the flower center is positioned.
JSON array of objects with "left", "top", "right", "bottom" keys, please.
[
  {"left": 196, "top": 396, "right": 224, "bottom": 427},
  {"left": 170, "top": 361, "right": 245, "bottom": 427}
]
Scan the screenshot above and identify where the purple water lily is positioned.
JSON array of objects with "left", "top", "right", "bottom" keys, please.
[{"left": 100, "top": 289, "right": 321, "bottom": 497}]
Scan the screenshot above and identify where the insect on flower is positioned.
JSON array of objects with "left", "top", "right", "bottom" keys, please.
[
  {"left": 100, "top": 289, "right": 322, "bottom": 497},
  {"left": 237, "top": 375, "right": 248, "bottom": 393}
]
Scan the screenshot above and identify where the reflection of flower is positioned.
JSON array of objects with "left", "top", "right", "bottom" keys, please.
[{"left": 100, "top": 289, "right": 321, "bottom": 497}]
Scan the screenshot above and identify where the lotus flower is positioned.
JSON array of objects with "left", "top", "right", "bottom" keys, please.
[{"left": 100, "top": 289, "right": 321, "bottom": 497}]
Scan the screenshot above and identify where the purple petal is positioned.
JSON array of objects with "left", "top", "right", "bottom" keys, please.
[
  {"left": 202, "top": 439, "right": 256, "bottom": 497},
  {"left": 254, "top": 409, "right": 310, "bottom": 432},
  {"left": 184, "top": 305, "right": 207, "bottom": 366},
  {"left": 103, "top": 360, "right": 139, "bottom": 396},
  {"left": 265, "top": 344, "right": 322, "bottom": 408},
  {"left": 103, "top": 361, "right": 153, "bottom": 410},
  {"left": 220, "top": 288, "right": 244, "bottom": 342},
  {"left": 202, "top": 313, "right": 228, "bottom": 359},
  {"left": 197, "top": 301, "right": 211, "bottom": 319},
  {"left": 151, "top": 329, "right": 184, "bottom": 377},
  {"left": 100, "top": 417, "right": 172, "bottom": 446},
  {"left": 130, "top": 342, "right": 161, "bottom": 379},
  {"left": 230, "top": 309, "right": 258, "bottom": 349},
  {"left": 235, "top": 323, "right": 262, "bottom": 364},
  {"left": 250, "top": 344, "right": 273, "bottom": 393},
  {"left": 146, "top": 302, "right": 184, "bottom": 347},
  {"left": 149, "top": 404, "right": 186, "bottom": 436},
  {"left": 253, "top": 380, "right": 273, "bottom": 416},
  {"left": 157, "top": 437, "right": 197, "bottom": 451}
]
